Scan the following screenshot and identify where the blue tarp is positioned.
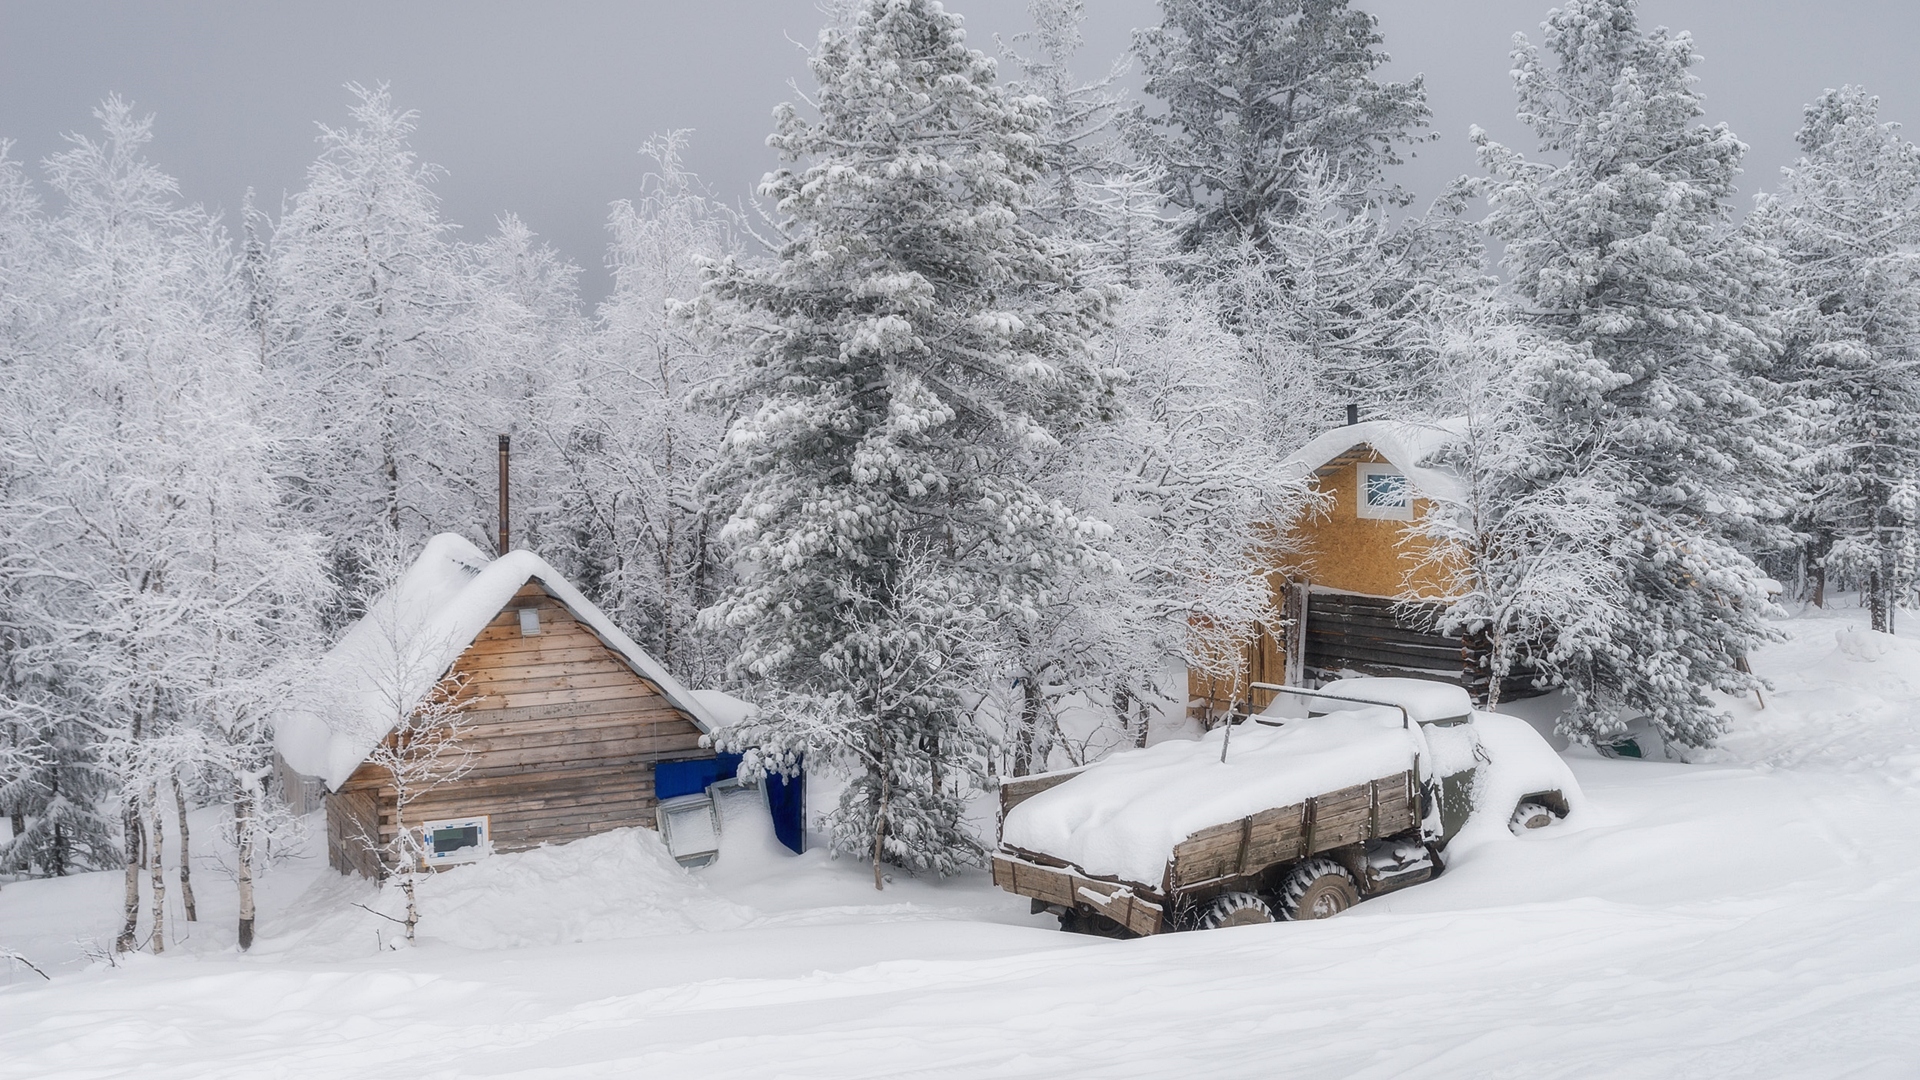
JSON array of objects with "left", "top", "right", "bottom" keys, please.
[
  {"left": 653, "top": 753, "right": 743, "bottom": 800},
  {"left": 764, "top": 766, "right": 805, "bottom": 855},
  {"left": 652, "top": 753, "right": 805, "bottom": 855}
]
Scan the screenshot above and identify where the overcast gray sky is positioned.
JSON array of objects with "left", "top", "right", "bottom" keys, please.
[{"left": 5, "top": 1, "right": 1919, "bottom": 301}]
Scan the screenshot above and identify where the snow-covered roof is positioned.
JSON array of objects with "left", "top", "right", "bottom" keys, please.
[
  {"left": 1281, "top": 417, "right": 1468, "bottom": 503},
  {"left": 276, "top": 533, "right": 722, "bottom": 790},
  {"left": 687, "top": 688, "right": 757, "bottom": 729}
]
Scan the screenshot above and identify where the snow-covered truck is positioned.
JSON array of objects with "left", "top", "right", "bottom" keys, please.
[{"left": 991, "top": 678, "right": 1578, "bottom": 936}]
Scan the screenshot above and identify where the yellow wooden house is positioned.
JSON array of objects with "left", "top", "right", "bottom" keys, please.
[{"left": 1191, "top": 417, "right": 1531, "bottom": 716}]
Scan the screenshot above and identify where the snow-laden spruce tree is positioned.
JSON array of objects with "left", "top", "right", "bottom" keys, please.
[
  {"left": 1473, "top": 0, "right": 1788, "bottom": 746},
  {"left": 1133, "top": 0, "right": 1430, "bottom": 255},
  {"left": 545, "top": 134, "right": 738, "bottom": 687},
  {"left": 1753, "top": 87, "right": 1920, "bottom": 631},
  {"left": 698, "top": 0, "right": 1117, "bottom": 878},
  {"left": 1001, "top": 0, "right": 1138, "bottom": 261}
]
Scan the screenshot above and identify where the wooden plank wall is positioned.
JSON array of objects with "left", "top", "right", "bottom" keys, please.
[
  {"left": 1304, "top": 590, "right": 1543, "bottom": 703},
  {"left": 330, "top": 583, "right": 709, "bottom": 876},
  {"left": 1166, "top": 770, "right": 1419, "bottom": 892},
  {"left": 998, "top": 768, "right": 1087, "bottom": 820},
  {"left": 325, "top": 788, "right": 383, "bottom": 878},
  {"left": 1302, "top": 591, "right": 1461, "bottom": 683}
]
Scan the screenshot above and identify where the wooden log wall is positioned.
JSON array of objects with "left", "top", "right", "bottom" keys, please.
[{"left": 329, "top": 583, "right": 709, "bottom": 876}]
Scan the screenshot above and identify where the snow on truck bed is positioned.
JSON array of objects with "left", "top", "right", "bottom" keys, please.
[{"left": 1001, "top": 710, "right": 1423, "bottom": 885}]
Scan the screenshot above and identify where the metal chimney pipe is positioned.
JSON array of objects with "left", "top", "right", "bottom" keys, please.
[
  {"left": 1346, "top": 403, "right": 1359, "bottom": 426},
  {"left": 496, "top": 435, "right": 510, "bottom": 556}
]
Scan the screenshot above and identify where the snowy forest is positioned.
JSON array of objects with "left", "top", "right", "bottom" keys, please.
[{"left": 6, "top": 0, "right": 1920, "bottom": 942}]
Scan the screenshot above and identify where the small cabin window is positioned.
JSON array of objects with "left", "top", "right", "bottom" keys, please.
[
  {"left": 421, "top": 815, "right": 490, "bottom": 866},
  {"left": 1357, "top": 462, "right": 1413, "bottom": 521},
  {"left": 517, "top": 607, "right": 541, "bottom": 636}
]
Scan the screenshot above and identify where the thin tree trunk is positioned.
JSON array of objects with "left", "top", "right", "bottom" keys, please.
[
  {"left": 1870, "top": 565, "right": 1891, "bottom": 633},
  {"left": 234, "top": 780, "right": 256, "bottom": 951},
  {"left": 1012, "top": 649, "right": 1052, "bottom": 778},
  {"left": 147, "top": 786, "right": 166, "bottom": 954},
  {"left": 871, "top": 761, "right": 890, "bottom": 892},
  {"left": 1812, "top": 561, "right": 1826, "bottom": 608},
  {"left": 172, "top": 775, "right": 196, "bottom": 922},
  {"left": 401, "top": 871, "right": 418, "bottom": 942},
  {"left": 116, "top": 804, "right": 143, "bottom": 953},
  {"left": 1115, "top": 684, "right": 1148, "bottom": 750},
  {"left": 1485, "top": 627, "right": 1506, "bottom": 711}
]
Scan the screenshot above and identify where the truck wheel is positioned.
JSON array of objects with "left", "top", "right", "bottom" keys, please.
[
  {"left": 1187, "top": 891, "right": 1275, "bottom": 930},
  {"left": 1509, "top": 800, "right": 1553, "bottom": 834},
  {"left": 1278, "top": 858, "right": 1359, "bottom": 921},
  {"left": 1060, "top": 908, "right": 1134, "bottom": 939}
]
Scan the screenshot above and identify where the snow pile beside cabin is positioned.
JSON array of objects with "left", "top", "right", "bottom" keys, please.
[
  {"left": 389, "top": 827, "right": 758, "bottom": 950},
  {"left": 1280, "top": 416, "right": 1468, "bottom": 501},
  {"left": 1001, "top": 710, "right": 1424, "bottom": 884},
  {"left": 275, "top": 533, "right": 718, "bottom": 790}
]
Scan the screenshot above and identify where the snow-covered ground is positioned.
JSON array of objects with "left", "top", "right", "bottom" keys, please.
[{"left": 6, "top": 605, "right": 1920, "bottom": 1078}]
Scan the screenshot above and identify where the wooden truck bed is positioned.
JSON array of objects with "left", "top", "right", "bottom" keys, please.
[{"left": 993, "top": 767, "right": 1422, "bottom": 935}]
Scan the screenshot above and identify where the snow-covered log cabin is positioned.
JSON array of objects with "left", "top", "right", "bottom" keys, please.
[
  {"left": 1190, "top": 417, "right": 1541, "bottom": 717},
  {"left": 276, "top": 534, "right": 763, "bottom": 878}
]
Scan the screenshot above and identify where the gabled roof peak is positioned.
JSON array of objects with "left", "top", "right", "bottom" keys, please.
[
  {"left": 1281, "top": 417, "right": 1467, "bottom": 503},
  {"left": 276, "top": 533, "right": 721, "bottom": 789}
]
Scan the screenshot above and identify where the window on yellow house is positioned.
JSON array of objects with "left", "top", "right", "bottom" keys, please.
[{"left": 1357, "top": 462, "right": 1413, "bottom": 520}]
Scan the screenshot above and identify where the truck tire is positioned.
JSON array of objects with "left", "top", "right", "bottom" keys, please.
[
  {"left": 1186, "top": 891, "right": 1275, "bottom": 930},
  {"left": 1509, "top": 800, "right": 1553, "bottom": 834},
  {"left": 1059, "top": 908, "right": 1134, "bottom": 939},
  {"left": 1277, "top": 858, "right": 1359, "bottom": 921}
]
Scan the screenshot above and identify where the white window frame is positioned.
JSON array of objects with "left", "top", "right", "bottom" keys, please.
[
  {"left": 1356, "top": 462, "right": 1414, "bottom": 521},
  {"left": 656, "top": 792, "right": 722, "bottom": 868},
  {"left": 421, "top": 814, "right": 491, "bottom": 866}
]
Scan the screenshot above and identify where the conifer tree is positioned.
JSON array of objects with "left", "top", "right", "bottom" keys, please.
[
  {"left": 1755, "top": 87, "right": 1920, "bottom": 632},
  {"left": 699, "top": 0, "right": 1117, "bottom": 877},
  {"left": 1473, "top": 0, "right": 1787, "bottom": 746},
  {"left": 1133, "top": 0, "right": 1430, "bottom": 255}
]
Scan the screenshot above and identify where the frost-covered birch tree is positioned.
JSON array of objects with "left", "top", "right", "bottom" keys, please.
[
  {"left": 271, "top": 84, "right": 499, "bottom": 615},
  {"left": 0, "top": 101, "right": 326, "bottom": 952},
  {"left": 546, "top": 134, "right": 737, "bottom": 687},
  {"left": 0, "top": 145, "right": 118, "bottom": 879},
  {"left": 1417, "top": 313, "right": 1623, "bottom": 708},
  {"left": 699, "top": 0, "right": 1118, "bottom": 876},
  {"left": 997, "top": 270, "right": 1315, "bottom": 768},
  {"left": 1472, "top": 0, "right": 1788, "bottom": 746}
]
